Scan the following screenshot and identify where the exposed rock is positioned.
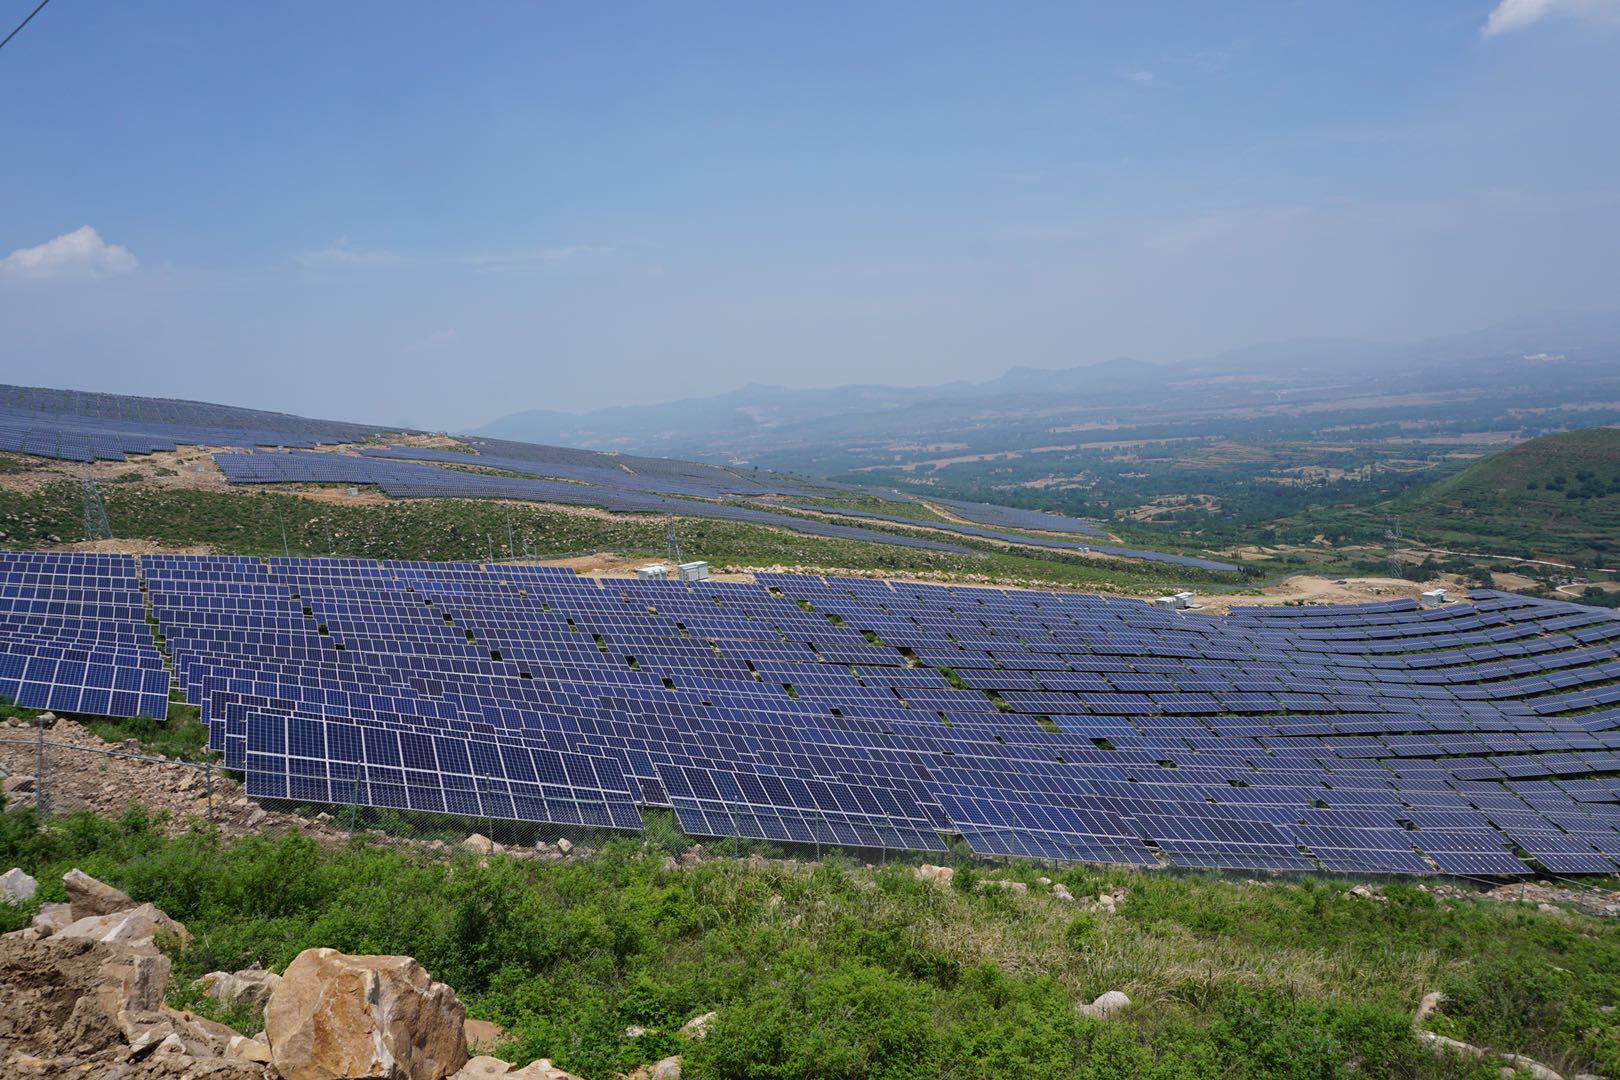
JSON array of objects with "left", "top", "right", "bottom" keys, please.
[
  {"left": 464, "top": 833, "right": 495, "bottom": 856},
  {"left": 456, "top": 1059, "right": 589, "bottom": 1080},
  {"left": 0, "top": 933, "right": 172, "bottom": 1060},
  {"left": 1346, "top": 884, "right": 1387, "bottom": 903},
  {"left": 624, "top": 1024, "right": 648, "bottom": 1039},
  {"left": 264, "top": 947, "right": 468, "bottom": 1080},
  {"left": 63, "top": 868, "right": 135, "bottom": 919},
  {"left": 510, "top": 1060, "right": 587, "bottom": 1080},
  {"left": 0, "top": 867, "right": 36, "bottom": 905},
  {"left": 1077, "top": 990, "right": 1131, "bottom": 1019},
  {"left": 680, "top": 1011, "right": 717, "bottom": 1039},
  {"left": 199, "top": 966, "right": 282, "bottom": 1012},
  {"left": 465, "top": 1017, "right": 504, "bottom": 1052},
  {"left": 119, "top": 1006, "right": 240, "bottom": 1061},
  {"left": 56, "top": 902, "right": 192, "bottom": 951},
  {"left": 984, "top": 879, "right": 1027, "bottom": 895},
  {"left": 1037, "top": 876, "right": 1052, "bottom": 886},
  {"left": 29, "top": 901, "right": 73, "bottom": 935},
  {"left": 555, "top": 838, "right": 573, "bottom": 855},
  {"left": 1051, "top": 884, "right": 1075, "bottom": 903},
  {"left": 914, "top": 863, "right": 954, "bottom": 887},
  {"left": 626, "top": 1056, "right": 683, "bottom": 1080},
  {"left": 1412, "top": 990, "right": 1446, "bottom": 1028},
  {"left": 1412, "top": 989, "right": 1564, "bottom": 1080},
  {"left": 227, "top": 1034, "right": 275, "bottom": 1064}
]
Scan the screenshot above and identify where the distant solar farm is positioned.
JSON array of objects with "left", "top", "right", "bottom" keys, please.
[
  {"left": 0, "top": 383, "right": 1238, "bottom": 572},
  {"left": 4, "top": 548, "right": 1619, "bottom": 878}
]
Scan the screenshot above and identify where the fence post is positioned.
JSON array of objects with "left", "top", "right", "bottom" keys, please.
[{"left": 34, "top": 712, "right": 45, "bottom": 817}]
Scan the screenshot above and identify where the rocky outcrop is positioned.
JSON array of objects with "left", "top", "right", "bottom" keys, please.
[
  {"left": 56, "top": 902, "right": 193, "bottom": 951},
  {"left": 0, "top": 930, "right": 271, "bottom": 1077},
  {"left": 679, "top": 1011, "right": 718, "bottom": 1039},
  {"left": 264, "top": 947, "right": 469, "bottom": 1080},
  {"left": 0, "top": 868, "right": 36, "bottom": 905},
  {"left": 913, "top": 864, "right": 954, "bottom": 887},
  {"left": 1410, "top": 990, "right": 1565, "bottom": 1080},
  {"left": 199, "top": 965, "right": 283, "bottom": 1012},
  {"left": 450, "top": 1057, "right": 586, "bottom": 1079},
  {"left": 624, "top": 1056, "right": 682, "bottom": 1080},
  {"left": 64, "top": 866, "right": 136, "bottom": 918},
  {"left": 464, "top": 1016, "right": 504, "bottom": 1052}
]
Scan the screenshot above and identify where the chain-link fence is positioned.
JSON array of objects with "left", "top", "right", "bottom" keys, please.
[
  {"left": 0, "top": 718, "right": 221, "bottom": 826},
  {"left": 0, "top": 715, "right": 662, "bottom": 863}
]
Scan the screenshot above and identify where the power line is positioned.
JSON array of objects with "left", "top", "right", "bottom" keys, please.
[{"left": 0, "top": 0, "right": 50, "bottom": 54}]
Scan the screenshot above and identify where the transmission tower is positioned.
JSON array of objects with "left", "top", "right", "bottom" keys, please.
[
  {"left": 81, "top": 465, "right": 112, "bottom": 541},
  {"left": 665, "top": 513, "right": 682, "bottom": 569}
]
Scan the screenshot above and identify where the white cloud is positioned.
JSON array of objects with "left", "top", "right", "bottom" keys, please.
[
  {"left": 295, "top": 237, "right": 399, "bottom": 268},
  {"left": 1483, "top": 0, "right": 1620, "bottom": 36},
  {"left": 0, "top": 226, "right": 138, "bottom": 282},
  {"left": 409, "top": 328, "right": 458, "bottom": 351},
  {"left": 461, "top": 245, "right": 610, "bottom": 273}
]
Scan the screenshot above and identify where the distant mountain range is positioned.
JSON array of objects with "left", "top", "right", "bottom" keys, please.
[{"left": 475, "top": 310, "right": 1620, "bottom": 461}]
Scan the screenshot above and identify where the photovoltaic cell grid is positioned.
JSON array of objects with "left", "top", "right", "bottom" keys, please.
[
  {"left": 0, "top": 385, "right": 397, "bottom": 462},
  {"left": 7, "top": 548, "right": 1620, "bottom": 877},
  {"left": 0, "top": 382, "right": 1225, "bottom": 571},
  {"left": 0, "top": 551, "right": 169, "bottom": 719}
]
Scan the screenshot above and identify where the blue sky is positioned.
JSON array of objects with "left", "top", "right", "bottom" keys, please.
[{"left": 2, "top": 1, "right": 1618, "bottom": 430}]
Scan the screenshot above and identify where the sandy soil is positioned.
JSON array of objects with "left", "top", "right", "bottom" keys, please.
[
  {"left": 1192, "top": 575, "right": 1448, "bottom": 614},
  {"left": 52, "top": 539, "right": 216, "bottom": 556}
]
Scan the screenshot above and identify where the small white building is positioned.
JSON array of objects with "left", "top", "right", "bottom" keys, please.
[
  {"left": 677, "top": 561, "right": 709, "bottom": 581},
  {"left": 1420, "top": 588, "right": 1448, "bottom": 607},
  {"left": 634, "top": 564, "right": 668, "bottom": 580}
]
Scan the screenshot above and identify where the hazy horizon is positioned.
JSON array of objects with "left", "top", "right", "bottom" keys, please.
[{"left": 4, "top": 1, "right": 1619, "bottom": 431}]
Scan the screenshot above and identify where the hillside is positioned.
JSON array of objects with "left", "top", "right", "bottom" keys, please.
[
  {"left": 1282, "top": 428, "right": 1620, "bottom": 568},
  {"left": 1, "top": 797, "right": 1617, "bottom": 1080}
]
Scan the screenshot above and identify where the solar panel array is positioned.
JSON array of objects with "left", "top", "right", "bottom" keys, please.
[
  {"left": 0, "top": 385, "right": 396, "bottom": 462},
  {"left": 9, "top": 548, "right": 1616, "bottom": 877},
  {"left": 785, "top": 503, "right": 1237, "bottom": 572},
  {"left": 0, "top": 551, "right": 169, "bottom": 719},
  {"left": 0, "top": 383, "right": 1226, "bottom": 573},
  {"left": 212, "top": 451, "right": 974, "bottom": 554},
  {"left": 213, "top": 450, "right": 1239, "bottom": 569}
]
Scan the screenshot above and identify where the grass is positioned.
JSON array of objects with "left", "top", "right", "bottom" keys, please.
[
  {"left": 1, "top": 803, "right": 1614, "bottom": 1079},
  {"left": 74, "top": 484, "right": 1239, "bottom": 593},
  {"left": 1276, "top": 429, "right": 1620, "bottom": 569}
]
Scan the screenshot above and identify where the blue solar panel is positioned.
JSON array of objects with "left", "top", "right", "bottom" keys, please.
[{"left": 6, "top": 549, "right": 1620, "bottom": 876}]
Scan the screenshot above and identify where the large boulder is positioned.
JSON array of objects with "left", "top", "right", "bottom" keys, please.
[
  {"left": 1077, "top": 990, "right": 1131, "bottom": 1019},
  {"left": 625, "top": 1057, "right": 682, "bottom": 1080},
  {"left": 449, "top": 1057, "right": 587, "bottom": 1080},
  {"left": 264, "top": 947, "right": 469, "bottom": 1080},
  {"left": 199, "top": 965, "right": 283, "bottom": 1011},
  {"left": 0, "top": 933, "right": 171, "bottom": 1058},
  {"left": 464, "top": 1016, "right": 504, "bottom": 1052},
  {"left": 63, "top": 868, "right": 134, "bottom": 920},
  {"left": 29, "top": 902, "right": 74, "bottom": 936},
  {"left": 55, "top": 902, "right": 192, "bottom": 952},
  {"left": 0, "top": 920, "right": 274, "bottom": 1077},
  {"left": 0, "top": 867, "right": 37, "bottom": 905}
]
